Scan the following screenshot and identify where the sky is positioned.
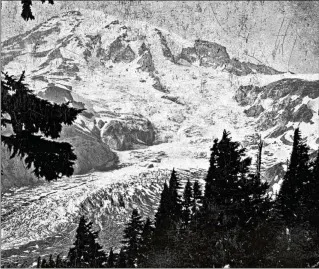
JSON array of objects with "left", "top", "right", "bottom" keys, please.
[{"left": 1, "top": 1, "right": 319, "bottom": 74}]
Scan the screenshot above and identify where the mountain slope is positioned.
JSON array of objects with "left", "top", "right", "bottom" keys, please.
[{"left": 1, "top": 9, "right": 318, "bottom": 267}]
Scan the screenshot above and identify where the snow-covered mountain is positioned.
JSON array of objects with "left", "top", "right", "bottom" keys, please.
[{"left": 1, "top": 10, "right": 318, "bottom": 267}]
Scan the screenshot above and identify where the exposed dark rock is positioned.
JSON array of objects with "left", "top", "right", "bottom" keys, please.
[
  {"left": 236, "top": 79, "right": 319, "bottom": 134},
  {"left": 101, "top": 116, "right": 155, "bottom": 150},
  {"left": 152, "top": 76, "right": 168, "bottom": 93},
  {"left": 244, "top": 104, "right": 264, "bottom": 117},
  {"left": 194, "top": 39, "right": 230, "bottom": 67},
  {"left": 114, "top": 45, "right": 135, "bottom": 63},
  {"left": 267, "top": 125, "right": 294, "bottom": 138},
  {"left": 155, "top": 28, "right": 175, "bottom": 62},
  {"left": 280, "top": 134, "right": 294, "bottom": 146},
  {"left": 292, "top": 104, "right": 314, "bottom": 123},
  {"left": 108, "top": 37, "right": 136, "bottom": 63},
  {"left": 31, "top": 75, "right": 48, "bottom": 82},
  {"left": 256, "top": 111, "right": 278, "bottom": 131},
  {"left": 161, "top": 95, "right": 184, "bottom": 105},
  {"left": 138, "top": 43, "right": 148, "bottom": 56},
  {"left": 178, "top": 47, "right": 198, "bottom": 64},
  {"left": 97, "top": 119, "right": 105, "bottom": 129},
  {"left": 235, "top": 85, "right": 262, "bottom": 106},
  {"left": 137, "top": 46, "right": 155, "bottom": 73}
]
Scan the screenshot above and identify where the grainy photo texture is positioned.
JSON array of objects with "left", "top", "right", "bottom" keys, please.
[{"left": 1, "top": 1, "right": 319, "bottom": 268}]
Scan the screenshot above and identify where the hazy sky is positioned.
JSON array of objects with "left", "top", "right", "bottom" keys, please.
[{"left": 1, "top": 1, "right": 319, "bottom": 73}]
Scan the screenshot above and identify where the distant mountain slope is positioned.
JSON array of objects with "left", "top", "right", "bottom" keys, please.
[{"left": 1, "top": 10, "right": 318, "bottom": 267}]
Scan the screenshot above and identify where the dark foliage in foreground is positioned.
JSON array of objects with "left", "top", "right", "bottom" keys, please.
[
  {"left": 1, "top": 72, "right": 83, "bottom": 181},
  {"left": 35, "top": 129, "right": 319, "bottom": 268}
]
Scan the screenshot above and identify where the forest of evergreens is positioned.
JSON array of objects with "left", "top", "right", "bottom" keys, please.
[{"left": 36, "top": 129, "right": 319, "bottom": 268}]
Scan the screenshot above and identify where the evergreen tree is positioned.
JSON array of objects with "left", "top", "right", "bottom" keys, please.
[
  {"left": 107, "top": 247, "right": 115, "bottom": 268},
  {"left": 1, "top": 71, "right": 83, "bottom": 181},
  {"left": 121, "top": 209, "right": 144, "bottom": 267},
  {"left": 197, "top": 130, "right": 272, "bottom": 267},
  {"left": 41, "top": 258, "right": 48, "bottom": 268},
  {"left": 67, "top": 216, "right": 107, "bottom": 268},
  {"left": 20, "top": 0, "right": 54, "bottom": 21},
  {"left": 181, "top": 179, "right": 193, "bottom": 227},
  {"left": 304, "top": 149, "right": 319, "bottom": 241},
  {"left": 55, "top": 255, "right": 63, "bottom": 268},
  {"left": 37, "top": 257, "right": 41, "bottom": 268},
  {"left": 154, "top": 182, "right": 170, "bottom": 234},
  {"left": 167, "top": 168, "right": 182, "bottom": 224},
  {"left": 116, "top": 248, "right": 127, "bottom": 268},
  {"left": 191, "top": 180, "right": 202, "bottom": 231},
  {"left": 48, "top": 254, "right": 55, "bottom": 268},
  {"left": 278, "top": 128, "right": 311, "bottom": 224},
  {"left": 138, "top": 217, "right": 154, "bottom": 267}
]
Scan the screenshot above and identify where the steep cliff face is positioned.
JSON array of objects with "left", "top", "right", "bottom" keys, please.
[
  {"left": 101, "top": 116, "right": 155, "bottom": 150},
  {"left": 176, "top": 39, "right": 281, "bottom": 75},
  {"left": 60, "top": 125, "right": 118, "bottom": 174}
]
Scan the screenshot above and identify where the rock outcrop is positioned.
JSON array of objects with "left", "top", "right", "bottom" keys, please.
[
  {"left": 176, "top": 39, "right": 281, "bottom": 75},
  {"left": 101, "top": 115, "right": 155, "bottom": 150},
  {"left": 235, "top": 79, "right": 319, "bottom": 139},
  {"left": 60, "top": 125, "right": 118, "bottom": 174},
  {"left": 108, "top": 36, "right": 136, "bottom": 63}
]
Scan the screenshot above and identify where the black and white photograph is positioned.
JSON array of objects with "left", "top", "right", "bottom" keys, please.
[{"left": 1, "top": 1, "right": 319, "bottom": 267}]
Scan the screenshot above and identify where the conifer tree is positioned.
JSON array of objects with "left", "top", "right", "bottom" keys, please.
[
  {"left": 116, "top": 248, "right": 127, "bottom": 268},
  {"left": 304, "top": 150, "right": 319, "bottom": 241},
  {"left": 20, "top": 0, "right": 54, "bottom": 21},
  {"left": 191, "top": 180, "right": 202, "bottom": 230},
  {"left": 121, "top": 209, "right": 144, "bottom": 268},
  {"left": 55, "top": 255, "right": 63, "bottom": 268},
  {"left": 138, "top": 217, "right": 154, "bottom": 266},
  {"left": 278, "top": 128, "right": 311, "bottom": 224},
  {"left": 107, "top": 247, "right": 115, "bottom": 268},
  {"left": 154, "top": 182, "right": 170, "bottom": 233},
  {"left": 37, "top": 257, "right": 41, "bottom": 268},
  {"left": 41, "top": 258, "right": 48, "bottom": 268},
  {"left": 67, "top": 216, "right": 107, "bottom": 268},
  {"left": 181, "top": 179, "right": 193, "bottom": 227},
  {"left": 197, "top": 130, "right": 272, "bottom": 267},
  {"left": 48, "top": 254, "right": 55, "bottom": 268},
  {"left": 167, "top": 168, "right": 182, "bottom": 224},
  {"left": 1, "top": 71, "right": 83, "bottom": 181}
]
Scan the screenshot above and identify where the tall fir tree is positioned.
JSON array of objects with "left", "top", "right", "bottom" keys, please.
[
  {"left": 181, "top": 179, "right": 193, "bottom": 228},
  {"left": 1, "top": 71, "right": 83, "bottom": 181},
  {"left": 20, "top": 0, "right": 54, "bottom": 21},
  {"left": 304, "top": 149, "right": 319, "bottom": 241},
  {"left": 154, "top": 182, "right": 170, "bottom": 234},
  {"left": 116, "top": 248, "right": 127, "bottom": 268},
  {"left": 191, "top": 180, "right": 202, "bottom": 231},
  {"left": 37, "top": 257, "right": 41, "bottom": 268},
  {"left": 197, "top": 130, "right": 272, "bottom": 267},
  {"left": 121, "top": 209, "right": 144, "bottom": 268},
  {"left": 278, "top": 128, "right": 311, "bottom": 224},
  {"left": 107, "top": 247, "right": 115, "bottom": 268},
  {"left": 48, "top": 254, "right": 55, "bottom": 268},
  {"left": 67, "top": 216, "right": 107, "bottom": 268},
  {"left": 138, "top": 217, "right": 154, "bottom": 267},
  {"left": 167, "top": 168, "right": 182, "bottom": 224}
]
